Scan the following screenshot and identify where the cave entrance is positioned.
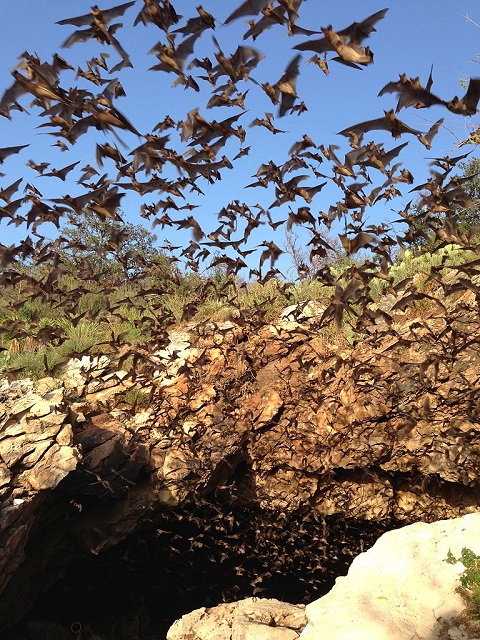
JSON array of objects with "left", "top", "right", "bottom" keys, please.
[{"left": 3, "top": 502, "right": 392, "bottom": 639}]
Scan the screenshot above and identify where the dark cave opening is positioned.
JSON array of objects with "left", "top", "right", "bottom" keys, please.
[{"left": 3, "top": 501, "right": 395, "bottom": 640}]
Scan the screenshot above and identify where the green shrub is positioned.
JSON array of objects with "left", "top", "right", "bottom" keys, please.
[{"left": 446, "top": 548, "right": 480, "bottom": 620}]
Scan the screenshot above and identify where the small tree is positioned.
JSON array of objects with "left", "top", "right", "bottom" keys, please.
[
  {"left": 59, "top": 209, "right": 175, "bottom": 287},
  {"left": 404, "top": 158, "right": 480, "bottom": 250}
]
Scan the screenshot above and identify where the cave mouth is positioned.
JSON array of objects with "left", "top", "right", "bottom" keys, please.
[{"left": 4, "top": 502, "right": 395, "bottom": 640}]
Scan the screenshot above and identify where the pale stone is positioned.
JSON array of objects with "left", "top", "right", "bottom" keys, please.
[
  {"left": 35, "top": 377, "right": 61, "bottom": 395},
  {"left": 167, "top": 598, "right": 306, "bottom": 640},
  {"left": 19, "top": 440, "right": 50, "bottom": 467},
  {"left": 29, "top": 398, "right": 54, "bottom": 417},
  {"left": 256, "top": 469, "right": 318, "bottom": 511},
  {"left": 188, "top": 384, "right": 217, "bottom": 411},
  {"left": 233, "top": 619, "right": 300, "bottom": 639},
  {"left": 313, "top": 474, "right": 393, "bottom": 520},
  {"left": 256, "top": 389, "right": 283, "bottom": 425},
  {"left": 300, "top": 512, "right": 480, "bottom": 640},
  {"left": 163, "top": 448, "right": 198, "bottom": 481},
  {"left": 0, "top": 464, "right": 11, "bottom": 488},
  {"left": 8, "top": 396, "right": 37, "bottom": 416},
  {"left": 280, "top": 301, "right": 325, "bottom": 322},
  {"left": 56, "top": 424, "right": 73, "bottom": 446},
  {"left": 21, "top": 444, "right": 78, "bottom": 491}
]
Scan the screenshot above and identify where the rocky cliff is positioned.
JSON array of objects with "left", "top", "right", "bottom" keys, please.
[{"left": 1, "top": 284, "right": 479, "bottom": 637}]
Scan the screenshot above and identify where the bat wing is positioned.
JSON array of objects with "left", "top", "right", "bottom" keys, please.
[
  {"left": 339, "top": 8, "right": 389, "bottom": 42},
  {"left": 381, "top": 141, "right": 409, "bottom": 164},
  {"left": 100, "top": 1, "right": 136, "bottom": 23},
  {"left": 395, "top": 87, "right": 444, "bottom": 112},
  {"left": 331, "top": 56, "right": 363, "bottom": 70},
  {"left": 225, "top": 0, "right": 271, "bottom": 24},
  {"left": 425, "top": 64, "right": 434, "bottom": 91},
  {"left": 338, "top": 117, "right": 388, "bottom": 137},
  {"left": 56, "top": 11, "right": 95, "bottom": 27},
  {"left": 463, "top": 77, "right": 480, "bottom": 113},
  {"left": 0, "top": 144, "right": 29, "bottom": 163},
  {"left": 0, "top": 78, "right": 27, "bottom": 114},
  {"left": 295, "top": 8, "right": 388, "bottom": 53},
  {"left": 61, "top": 28, "right": 95, "bottom": 48},
  {"left": 56, "top": 2, "right": 135, "bottom": 27},
  {"left": 293, "top": 36, "right": 333, "bottom": 53},
  {"left": 378, "top": 77, "right": 407, "bottom": 97}
]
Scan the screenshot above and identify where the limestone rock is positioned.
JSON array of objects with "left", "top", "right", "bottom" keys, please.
[
  {"left": 0, "top": 378, "right": 78, "bottom": 501},
  {"left": 62, "top": 355, "right": 111, "bottom": 393},
  {"left": 167, "top": 597, "right": 306, "bottom": 640},
  {"left": 2, "top": 292, "right": 480, "bottom": 633},
  {"left": 300, "top": 512, "right": 480, "bottom": 640}
]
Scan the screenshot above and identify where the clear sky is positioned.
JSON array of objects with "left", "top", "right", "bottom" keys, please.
[{"left": 0, "top": 1, "right": 479, "bottom": 278}]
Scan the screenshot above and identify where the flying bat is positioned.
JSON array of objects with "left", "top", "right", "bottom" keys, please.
[
  {"left": 56, "top": 2, "right": 135, "bottom": 27},
  {"left": 446, "top": 77, "right": 480, "bottom": 116},
  {"left": 338, "top": 110, "right": 422, "bottom": 139},
  {"left": 378, "top": 67, "right": 444, "bottom": 112},
  {"left": 380, "top": 72, "right": 480, "bottom": 116},
  {"left": 57, "top": 4, "right": 134, "bottom": 68},
  {"left": 274, "top": 54, "right": 302, "bottom": 117},
  {"left": 42, "top": 160, "right": 80, "bottom": 181},
  {"left": 0, "top": 144, "right": 29, "bottom": 164},
  {"left": 294, "top": 8, "right": 388, "bottom": 68},
  {"left": 134, "top": 0, "right": 181, "bottom": 30},
  {"left": 416, "top": 118, "right": 444, "bottom": 150}
]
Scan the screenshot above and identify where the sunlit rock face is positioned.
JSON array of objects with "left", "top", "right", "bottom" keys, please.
[
  {"left": 167, "top": 597, "right": 306, "bottom": 640},
  {"left": 300, "top": 512, "right": 480, "bottom": 640}
]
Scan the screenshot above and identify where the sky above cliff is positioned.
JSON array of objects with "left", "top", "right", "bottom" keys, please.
[{"left": 0, "top": 1, "right": 478, "bottom": 277}]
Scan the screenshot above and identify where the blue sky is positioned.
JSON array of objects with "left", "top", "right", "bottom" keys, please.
[{"left": 0, "top": 1, "right": 479, "bottom": 278}]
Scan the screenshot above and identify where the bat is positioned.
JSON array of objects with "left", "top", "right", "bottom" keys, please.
[
  {"left": 294, "top": 9, "right": 388, "bottom": 68},
  {"left": 0, "top": 144, "right": 29, "bottom": 164},
  {"left": 56, "top": 2, "right": 135, "bottom": 27},
  {"left": 338, "top": 110, "right": 422, "bottom": 139}
]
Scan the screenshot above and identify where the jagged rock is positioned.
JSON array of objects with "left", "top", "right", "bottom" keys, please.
[
  {"left": 300, "top": 512, "right": 480, "bottom": 640},
  {"left": 1, "top": 292, "right": 480, "bottom": 632},
  {"left": 279, "top": 301, "right": 326, "bottom": 332},
  {"left": 62, "top": 355, "right": 111, "bottom": 394},
  {"left": 0, "top": 377, "right": 80, "bottom": 603},
  {"left": 167, "top": 597, "right": 306, "bottom": 640},
  {"left": 0, "top": 378, "right": 78, "bottom": 500}
]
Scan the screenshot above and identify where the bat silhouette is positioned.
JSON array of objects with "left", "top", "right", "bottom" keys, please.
[
  {"left": 0, "top": 144, "right": 29, "bottom": 164},
  {"left": 294, "top": 9, "right": 388, "bottom": 68},
  {"left": 274, "top": 54, "right": 302, "bottom": 117},
  {"left": 56, "top": 2, "right": 135, "bottom": 28},
  {"left": 380, "top": 72, "right": 480, "bottom": 116},
  {"left": 338, "top": 110, "right": 422, "bottom": 139},
  {"left": 224, "top": 0, "right": 271, "bottom": 25},
  {"left": 134, "top": 0, "right": 181, "bottom": 30}
]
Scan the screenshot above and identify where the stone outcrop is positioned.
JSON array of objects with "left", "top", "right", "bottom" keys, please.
[
  {"left": 1, "top": 286, "right": 480, "bottom": 632},
  {"left": 0, "top": 377, "right": 78, "bottom": 597},
  {"left": 167, "top": 597, "right": 306, "bottom": 640},
  {"left": 301, "top": 512, "right": 480, "bottom": 640}
]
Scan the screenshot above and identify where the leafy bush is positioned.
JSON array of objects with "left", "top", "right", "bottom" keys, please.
[{"left": 447, "top": 548, "right": 480, "bottom": 620}]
